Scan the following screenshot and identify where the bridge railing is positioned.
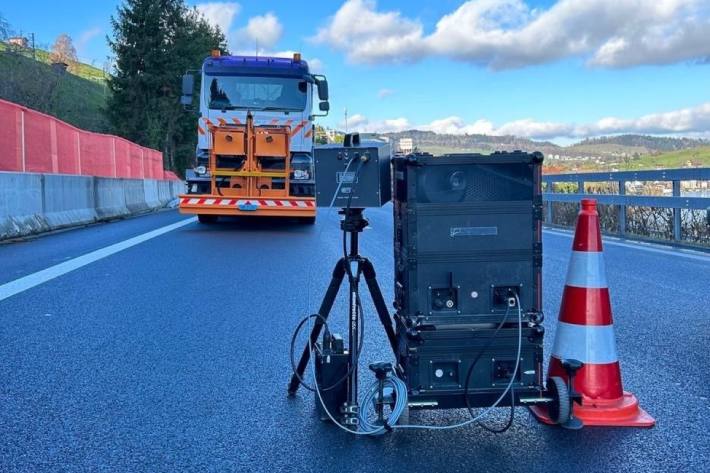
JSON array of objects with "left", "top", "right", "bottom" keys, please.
[{"left": 543, "top": 168, "right": 710, "bottom": 247}]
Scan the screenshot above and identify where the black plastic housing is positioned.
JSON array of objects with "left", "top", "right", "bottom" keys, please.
[
  {"left": 314, "top": 141, "right": 391, "bottom": 208},
  {"left": 393, "top": 151, "right": 544, "bottom": 325},
  {"left": 392, "top": 151, "right": 545, "bottom": 409}
]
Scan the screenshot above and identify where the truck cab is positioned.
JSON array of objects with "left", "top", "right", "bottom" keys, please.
[{"left": 179, "top": 52, "right": 329, "bottom": 223}]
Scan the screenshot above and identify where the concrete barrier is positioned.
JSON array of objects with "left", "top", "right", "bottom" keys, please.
[
  {"left": 123, "top": 179, "right": 149, "bottom": 213},
  {"left": 0, "top": 172, "right": 48, "bottom": 239},
  {"left": 0, "top": 171, "right": 184, "bottom": 240},
  {"left": 143, "top": 180, "right": 161, "bottom": 208},
  {"left": 42, "top": 174, "right": 97, "bottom": 229},
  {"left": 95, "top": 177, "right": 129, "bottom": 219},
  {"left": 157, "top": 180, "right": 172, "bottom": 206}
]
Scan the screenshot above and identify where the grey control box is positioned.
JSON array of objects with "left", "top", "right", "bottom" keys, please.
[{"left": 314, "top": 140, "right": 391, "bottom": 208}]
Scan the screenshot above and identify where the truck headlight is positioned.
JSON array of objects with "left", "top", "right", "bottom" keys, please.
[
  {"left": 195, "top": 165, "right": 207, "bottom": 175},
  {"left": 293, "top": 169, "right": 310, "bottom": 180}
]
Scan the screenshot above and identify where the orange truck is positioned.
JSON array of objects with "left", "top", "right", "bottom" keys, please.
[{"left": 178, "top": 52, "right": 329, "bottom": 224}]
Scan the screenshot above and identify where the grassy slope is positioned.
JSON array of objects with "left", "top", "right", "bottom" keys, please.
[
  {"left": 619, "top": 147, "right": 710, "bottom": 170},
  {"left": 565, "top": 143, "right": 650, "bottom": 156},
  {"left": 0, "top": 46, "right": 109, "bottom": 132}
]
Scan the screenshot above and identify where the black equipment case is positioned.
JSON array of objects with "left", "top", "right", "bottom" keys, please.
[
  {"left": 393, "top": 151, "right": 545, "bottom": 409},
  {"left": 314, "top": 140, "right": 391, "bottom": 208}
]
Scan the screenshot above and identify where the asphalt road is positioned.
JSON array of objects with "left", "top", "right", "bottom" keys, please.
[{"left": 1, "top": 207, "right": 708, "bottom": 472}]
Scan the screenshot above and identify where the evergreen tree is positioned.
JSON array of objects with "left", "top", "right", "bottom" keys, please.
[{"left": 107, "top": 0, "right": 225, "bottom": 173}]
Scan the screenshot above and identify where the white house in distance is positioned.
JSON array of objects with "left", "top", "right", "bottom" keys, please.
[{"left": 398, "top": 138, "right": 414, "bottom": 154}]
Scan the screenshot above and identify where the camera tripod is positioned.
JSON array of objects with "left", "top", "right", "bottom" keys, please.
[{"left": 287, "top": 207, "right": 398, "bottom": 426}]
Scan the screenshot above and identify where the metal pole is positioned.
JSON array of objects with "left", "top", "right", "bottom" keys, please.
[
  {"left": 672, "top": 180, "right": 681, "bottom": 242},
  {"left": 618, "top": 180, "right": 626, "bottom": 237},
  {"left": 345, "top": 229, "right": 359, "bottom": 424}
]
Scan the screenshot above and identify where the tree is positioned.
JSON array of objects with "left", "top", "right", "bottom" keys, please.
[
  {"left": 50, "top": 33, "right": 77, "bottom": 65},
  {"left": 107, "top": 0, "right": 226, "bottom": 174}
]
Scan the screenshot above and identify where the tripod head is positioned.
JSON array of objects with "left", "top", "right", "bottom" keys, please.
[{"left": 339, "top": 208, "right": 368, "bottom": 233}]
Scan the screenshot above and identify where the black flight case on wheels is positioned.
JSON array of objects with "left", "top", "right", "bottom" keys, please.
[{"left": 392, "top": 151, "right": 546, "bottom": 410}]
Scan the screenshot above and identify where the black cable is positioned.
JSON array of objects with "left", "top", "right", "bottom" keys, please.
[
  {"left": 342, "top": 157, "right": 366, "bottom": 280},
  {"left": 462, "top": 305, "right": 517, "bottom": 433},
  {"left": 477, "top": 387, "right": 515, "bottom": 433}
]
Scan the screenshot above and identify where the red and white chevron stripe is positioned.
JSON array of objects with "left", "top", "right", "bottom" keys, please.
[{"left": 180, "top": 197, "right": 315, "bottom": 208}]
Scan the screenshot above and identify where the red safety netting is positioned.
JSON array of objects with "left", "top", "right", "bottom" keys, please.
[{"left": 0, "top": 99, "right": 179, "bottom": 180}]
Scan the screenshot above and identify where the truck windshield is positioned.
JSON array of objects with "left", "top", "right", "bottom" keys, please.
[{"left": 206, "top": 75, "right": 308, "bottom": 111}]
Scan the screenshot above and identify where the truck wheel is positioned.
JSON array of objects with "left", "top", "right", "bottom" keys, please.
[
  {"left": 300, "top": 216, "right": 316, "bottom": 225},
  {"left": 198, "top": 214, "right": 218, "bottom": 224}
]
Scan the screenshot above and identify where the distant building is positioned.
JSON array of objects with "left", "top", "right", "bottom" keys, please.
[
  {"left": 7, "top": 37, "right": 29, "bottom": 48},
  {"left": 398, "top": 138, "right": 413, "bottom": 154}
]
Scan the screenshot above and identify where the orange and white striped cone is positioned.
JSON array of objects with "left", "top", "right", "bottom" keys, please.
[{"left": 531, "top": 199, "right": 655, "bottom": 427}]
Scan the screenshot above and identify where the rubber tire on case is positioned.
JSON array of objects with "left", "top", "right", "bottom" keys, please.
[
  {"left": 547, "top": 376, "right": 571, "bottom": 425},
  {"left": 198, "top": 214, "right": 218, "bottom": 224}
]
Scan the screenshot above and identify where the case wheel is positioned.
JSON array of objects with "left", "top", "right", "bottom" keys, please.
[{"left": 547, "top": 376, "right": 571, "bottom": 425}]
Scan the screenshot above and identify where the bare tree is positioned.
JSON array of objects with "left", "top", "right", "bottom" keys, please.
[{"left": 50, "top": 33, "right": 77, "bottom": 65}]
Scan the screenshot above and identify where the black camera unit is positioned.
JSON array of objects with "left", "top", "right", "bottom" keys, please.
[{"left": 314, "top": 135, "right": 391, "bottom": 208}]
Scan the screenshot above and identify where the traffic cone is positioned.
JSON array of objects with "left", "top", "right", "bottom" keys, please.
[{"left": 531, "top": 199, "right": 655, "bottom": 427}]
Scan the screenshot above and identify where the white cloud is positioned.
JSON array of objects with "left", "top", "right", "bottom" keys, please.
[
  {"left": 314, "top": 0, "right": 710, "bottom": 69},
  {"left": 377, "top": 88, "right": 395, "bottom": 99},
  {"left": 196, "top": 2, "right": 241, "bottom": 35},
  {"left": 420, "top": 117, "right": 495, "bottom": 135},
  {"left": 308, "top": 58, "right": 325, "bottom": 74},
  {"left": 75, "top": 27, "right": 102, "bottom": 56},
  {"left": 341, "top": 114, "right": 411, "bottom": 133},
  {"left": 343, "top": 102, "right": 710, "bottom": 139},
  {"left": 233, "top": 12, "right": 283, "bottom": 50}
]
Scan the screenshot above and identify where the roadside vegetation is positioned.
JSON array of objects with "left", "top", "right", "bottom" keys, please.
[
  {"left": 0, "top": 3, "right": 224, "bottom": 175},
  {"left": 0, "top": 44, "right": 110, "bottom": 132}
]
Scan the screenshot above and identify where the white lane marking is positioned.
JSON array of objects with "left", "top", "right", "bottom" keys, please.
[
  {"left": 552, "top": 321, "right": 618, "bottom": 364},
  {"left": 566, "top": 251, "right": 608, "bottom": 289},
  {"left": 544, "top": 228, "right": 710, "bottom": 262},
  {"left": 0, "top": 218, "right": 197, "bottom": 302}
]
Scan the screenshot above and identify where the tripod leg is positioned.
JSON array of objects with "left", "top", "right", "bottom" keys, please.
[
  {"left": 361, "top": 259, "right": 398, "bottom": 357},
  {"left": 288, "top": 259, "right": 347, "bottom": 396}
]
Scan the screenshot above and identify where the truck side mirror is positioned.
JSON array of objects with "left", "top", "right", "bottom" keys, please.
[
  {"left": 319, "top": 101, "right": 330, "bottom": 112},
  {"left": 181, "top": 74, "right": 194, "bottom": 105},
  {"left": 316, "top": 77, "right": 329, "bottom": 101}
]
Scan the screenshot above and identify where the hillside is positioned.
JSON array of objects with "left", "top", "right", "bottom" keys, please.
[
  {"left": 379, "top": 130, "right": 709, "bottom": 171},
  {"left": 617, "top": 146, "right": 710, "bottom": 170},
  {"left": 0, "top": 45, "right": 109, "bottom": 132},
  {"left": 382, "top": 130, "right": 561, "bottom": 155},
  {"left": 575, "top": 134, "right": 708, "bottom": 152}
]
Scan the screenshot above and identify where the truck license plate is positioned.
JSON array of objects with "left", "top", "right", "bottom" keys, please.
[{"left": 238, "top": 203, "right": 258, "bottom": 211}]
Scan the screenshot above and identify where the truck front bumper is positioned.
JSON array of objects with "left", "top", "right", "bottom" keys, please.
[{"left": 178, "top": 195, "right": 316, "bottom": 217}]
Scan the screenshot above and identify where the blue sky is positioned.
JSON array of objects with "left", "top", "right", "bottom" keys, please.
[{"left": 2, "top": 0, "right": 710, "bottom": 143}]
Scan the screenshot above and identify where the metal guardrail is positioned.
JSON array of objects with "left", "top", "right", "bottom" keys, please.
[{"left": 543, "top": 168, "right": 710, "bottom": 242}]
